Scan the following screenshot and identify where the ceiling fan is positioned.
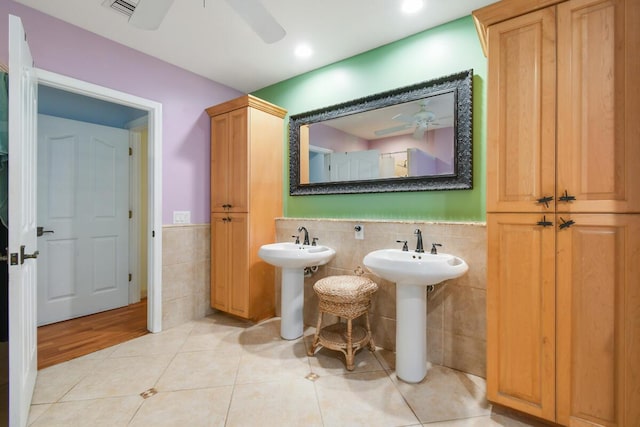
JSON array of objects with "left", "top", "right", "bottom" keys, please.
[
  {"left": 123, "top": 0, "right": 286, "bottom": 43},
  {"left": 374, "top": 101, "right": 441, "bottom": 140}
]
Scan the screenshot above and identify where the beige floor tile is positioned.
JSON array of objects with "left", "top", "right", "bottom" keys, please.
[
  {"left": 314, "top": 371, "right": 419, "bottom": 427},
  {"left": 109, "top": 324, "right": 192, "bottom": 358},
  {"left": 393, "top": 365, "right": 491, "bottom": 424},
  {"left": 235, "top": 339, "right": 311, "bottom": 384},
  {"left": 129, "top": 387, "right": 233, "bottom": 427},
  {"left": 425, "top": 412, "right": 543, "bottom": 426},
  {"left": 32, "top": 358, "right": 100, "bottom": 404},
  {"left": 27, "top": 404, "right": 51, "bottom": 426},
  {"left": 155, "top": 350, "right": 240, "bottom": 391},
  {"left": 29, "top": 396, "right": 141, "bottom": 427},
  {"left": 61, "top": 354, "right": 173, "bottom": 401},
  {"left": 226, "top": 378, "right": 323, "bottom": 427}
]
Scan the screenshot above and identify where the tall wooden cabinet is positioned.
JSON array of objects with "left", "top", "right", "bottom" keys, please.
[
  {"left": 206, "top": 95, "right": 286, "bottom": 322},
  {"left": 474, "top": 0, "right": 640, "bottom": 425}
]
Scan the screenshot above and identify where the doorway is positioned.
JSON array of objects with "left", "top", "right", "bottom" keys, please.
[{"left": 35, "top": 68, "right": 163, "bottom": 333}]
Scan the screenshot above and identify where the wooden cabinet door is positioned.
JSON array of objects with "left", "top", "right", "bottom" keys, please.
[
  {"left": 210, "top": 109, "right": 248, "bottom": 213},
  {"left": 486, "top": 8, "right": 556, "bottom": 213},
  {"left": 556, "top": 0, "right": 640, "bottom": 213},
  {"left": 227, "top": 213, "right": 249, "bottom": 318},
  {"left": 211, "top": 213, "right": 229, "bottom": 311},
  {"left": 556, "top": 214, "right": 640, "bottom": 426},
  {"left": 227, "top": 109, "right": 248, "bottom": 213},
  {"left": 211, "top": 114, "right": 231, "bottom": 213},
  {"left": 487, "top": 213, "right": 556, "bottom": 422},
  {"left": 211, "top": 213, "right": 249, "bottom": 317}
]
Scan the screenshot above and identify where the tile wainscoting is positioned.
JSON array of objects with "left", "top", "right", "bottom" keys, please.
[
  {"left": 275, "top": 218, "right": 487, "bottom": 378},
  {"left": 162, "top": 219, "right": 487, "bottom": 378},
  {"left": 162, "top": 224, "right": 213, "bottom": 329}
]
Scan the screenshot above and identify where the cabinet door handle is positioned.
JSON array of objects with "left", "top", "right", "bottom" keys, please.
[
  {"left": 536, "top": 216, "right": 553, "bottom": 227},
  {"left": 536, "top": 195, "right": 554, "bottom": 208},
  {"left": 559, "top": 217, "right": 575, "bottom": 230},
  {"left": 226, "top": 216, "right": 232, "bottom": 222},
  {"left": 559, "top": 190, "right": 576, "bottom": 202}
]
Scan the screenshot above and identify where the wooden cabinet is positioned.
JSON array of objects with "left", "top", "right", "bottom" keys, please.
[
  {"left": 475, "top": 0, "right": 640, "bottom": 425},
  {"left": 481, "top": 0, "right": 640, "bottom": 214},
  {"left": 486, "top": 213, "right": 556, "bottom": 421},
  {"left": 206, "top": 95, "right": 286, "bottom": 322},
  {"left": 556, "top": 214, "right": 640, "bottom": 426}
]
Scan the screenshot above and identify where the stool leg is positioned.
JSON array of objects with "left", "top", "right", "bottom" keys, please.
[
  {"left": 308, "top": 312, "right": 323, "bottom": 356},
  {"left": 365, "top": 312, "right": 376, "bottom": 351},
  {"left": 345, "top": 319, "right": 354, "bottom": 371}
]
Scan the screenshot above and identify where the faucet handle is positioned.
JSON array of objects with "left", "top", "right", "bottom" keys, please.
[
  {"left": 430, "top": 243, "right": 442, "bottom": 254},
  {"left": 396, "top": 240, "right": 409, "bottom": 251},
  {"left": 312, "top": 237, "right": 319, "bottom": 246},
  {"left": 292, "top": 235, "right": 300, "bottom": 244}
]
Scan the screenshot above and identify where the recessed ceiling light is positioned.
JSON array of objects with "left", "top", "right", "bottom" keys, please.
[
  {"left": 295, "top": 44, "right": 313, "bottom": 59},
  {"left": 401, "top": 0, "right": 424, "bottom": 14}
]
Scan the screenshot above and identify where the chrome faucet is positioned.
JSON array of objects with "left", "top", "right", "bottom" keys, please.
[
  {"left": 414, "top": 229, "right": 424, "bottom": 253},
  {"left": 297, "top": 226, "right": 310, "bottom": 245}
]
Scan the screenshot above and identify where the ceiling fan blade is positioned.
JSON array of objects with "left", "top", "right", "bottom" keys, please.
[
  {"left": 226, "top": 0, "right": 286, "bottom": 44},
  {"left": 392, "top": 113, "right": 418, "bottom": 123},
  {"left": 129, "top": 0, "right": 175, "bottom": 30},
  {"left": 374, "top": 123, "right": 412, "bottom": 136}
]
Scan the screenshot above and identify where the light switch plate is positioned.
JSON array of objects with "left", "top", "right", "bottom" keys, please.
[{"left": 173, "top": 211, "right": 191, "bottom": 224}]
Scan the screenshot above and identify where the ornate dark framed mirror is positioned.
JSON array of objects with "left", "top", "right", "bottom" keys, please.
[{"left": 289, "top": 69, "right": 473, "bottom": 195}]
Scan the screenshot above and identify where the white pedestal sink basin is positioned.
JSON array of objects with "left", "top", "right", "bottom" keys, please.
[
  {"left": 363, "top": 248, "right": 468, "bottom": 383},
  {"left": 258, "top": 242, "right": 335, "bottom": 340}
]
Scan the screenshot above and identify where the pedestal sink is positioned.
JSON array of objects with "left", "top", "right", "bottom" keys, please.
[
  {"left": 363, "top": 248, "right": 468, "bottom": 383},
  {"left": 258, "top": 242, "right": 335, "bottom": 340}
]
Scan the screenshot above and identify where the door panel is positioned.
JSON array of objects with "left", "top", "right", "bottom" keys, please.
[
  {"left": 556, "top": 214, "right": 640, "bottom": 426},
  {"left": 228, "top": 213, "right": 248, "bottom": 317},
  {"left": 228, "top": 109, "right": 248, "bottom": 212},
  {"left": 487, "top": 213, "right": 556, "bottom": 422},
  {"left": 210, "top": 114, "right": 230, "bottom": 212},
  {"left": 37, "top": 114, "right": 129, "bottom": 325},
  {"left": 557, "top": 0, "right": 640, "bottom": 213},
  {"left": 8, "top": 14, "right": 38, "bottom": 427},
  {"left": 486, "top": 9, "right": 556, "bottom": 213},
  {"left": 211, "top": 213, "right": 229, "bottom": 311}
]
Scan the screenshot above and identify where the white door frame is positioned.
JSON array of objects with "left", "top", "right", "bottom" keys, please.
[{"left": 35, "top": 69, "right": 163, "bottom": 333}]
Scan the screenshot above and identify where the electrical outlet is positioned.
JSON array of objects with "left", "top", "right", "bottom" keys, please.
[
  {"left": 354, "top": 224, "right": 364, "bottom": 240},
  {"left": 173, "top": 211, "right": 191, "bottom": 224}
]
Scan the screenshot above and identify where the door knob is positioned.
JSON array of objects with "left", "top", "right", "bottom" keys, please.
[
  {"left": 37, "top": 226, "right": 55, "bottom": 237},
  {"left": 20, "top": 245, "right": 39, "bottom": 264}
]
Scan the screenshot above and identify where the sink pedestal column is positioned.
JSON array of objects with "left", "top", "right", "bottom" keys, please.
[
  {"left": 396, "top": 283, "right": 427, "bottom": 383},
  {"left": 280, "top": 268, "right": 304, "bottom": 340}
]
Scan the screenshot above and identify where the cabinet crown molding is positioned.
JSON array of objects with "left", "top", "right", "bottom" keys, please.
[
  {"left": 473, "top": 0, "right": 565, "bottom": 56},
  {"left": 206, "top": 94, "right": 287, "bottom": 119}
]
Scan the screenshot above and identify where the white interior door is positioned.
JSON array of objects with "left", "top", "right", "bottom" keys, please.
[
  {"left": 37, "top": 114, "right": 129, "bottom": 326},
  {"left": 8, "top": 14, "right": 38, "bottom": 427}
]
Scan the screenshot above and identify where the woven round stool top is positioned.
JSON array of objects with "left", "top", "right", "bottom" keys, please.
[{"left": 313, "top": 275, "right": 378, "bottom": 303}]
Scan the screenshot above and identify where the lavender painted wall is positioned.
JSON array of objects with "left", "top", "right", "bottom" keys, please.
[
  {"left": 308, "top": 123, "right": 368, "bottom": 152},
  {"left": 1, "top": 1, "right": 242, "bottom": 224}
]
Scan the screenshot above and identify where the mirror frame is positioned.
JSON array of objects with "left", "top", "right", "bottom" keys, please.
[{"left": 289, "top": 69, "right": 473, "bottom": 195}]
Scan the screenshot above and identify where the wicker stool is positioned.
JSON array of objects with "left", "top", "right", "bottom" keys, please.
[{"left": 307, "top": 275, "right": 378, "bottom": 370}]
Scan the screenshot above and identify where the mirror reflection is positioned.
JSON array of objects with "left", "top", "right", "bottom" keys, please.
[
  {"left": 301, "top": 92, "right": 455, "bottom": 184},
  {"left": 289, "top": 69, "right": 473, "bottom": 195}
]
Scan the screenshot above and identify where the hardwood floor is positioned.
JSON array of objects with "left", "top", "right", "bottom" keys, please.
[{"left": 37, "top": 299, "right": 148, "bottom": 370}]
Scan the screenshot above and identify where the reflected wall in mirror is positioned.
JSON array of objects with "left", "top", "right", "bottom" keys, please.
[{"left": 289, "top": 69, "right": 472, "bottom": 195}]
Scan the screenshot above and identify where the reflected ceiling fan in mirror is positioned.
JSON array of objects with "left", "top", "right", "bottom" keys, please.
[
  {"left": 374, "top": 100, "right": 447, "bottom": 139},
  {"left": 112, "top": 0, "right": 286, "bottom": 43}
]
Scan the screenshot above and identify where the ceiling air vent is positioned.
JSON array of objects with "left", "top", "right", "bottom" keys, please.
[{"left": 102, "top": 0, "right": 140, "bottom": 18}]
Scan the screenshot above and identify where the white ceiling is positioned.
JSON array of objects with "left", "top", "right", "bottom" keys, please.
[{"left": 14, "top": 0, "right": 495, "bottom": 93}]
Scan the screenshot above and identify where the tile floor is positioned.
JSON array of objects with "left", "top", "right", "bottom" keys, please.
[{"left": 28, "top": 313, "right": 546, "bottom": 427}]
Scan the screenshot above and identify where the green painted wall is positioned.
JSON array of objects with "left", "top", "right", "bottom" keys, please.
[{"left": 254, "top": 16, "right": 486, "bottom": 221}]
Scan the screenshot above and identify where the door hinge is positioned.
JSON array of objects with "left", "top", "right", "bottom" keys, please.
[
  {"left": 129, "top": 273, "right": 132, "bottom": 282},
  {"left": 10, "top": 253, "right": 18, "bottom": 265},
  {"left": 152, "top": 230, "right": 155, "bottom": 237},
  {"left": 129, "top": 210, "right": 132, "bottom": 219},
  {"left": 129, "top": 147, "right": 133, "bottom": 156}
]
